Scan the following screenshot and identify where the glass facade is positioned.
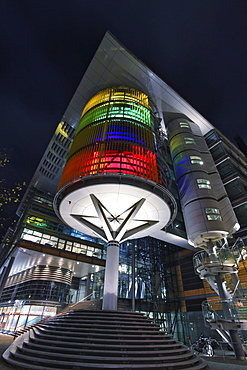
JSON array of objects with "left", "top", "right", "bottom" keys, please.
[
  {"left": 0, "top": 304, "right": 56, "bottom": 333},
  {"left": 21, "top": 228, "right": 104, "bottom": 257}
]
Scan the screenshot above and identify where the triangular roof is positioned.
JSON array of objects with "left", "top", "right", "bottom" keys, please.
[{"left": 63, "top": 31, "right": 213, "bottom": 134}]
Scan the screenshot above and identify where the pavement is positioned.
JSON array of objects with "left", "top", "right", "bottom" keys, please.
[{"left": 0, "top": 334, "right": 247, "bottom": 369}]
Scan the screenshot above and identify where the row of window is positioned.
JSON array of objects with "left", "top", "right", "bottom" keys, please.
[
  {"left": 179, "top": 122, "right": 204, "bottom": 165},
  {"left": 197, "top": 179, "right": 211, "bottom": 189},
  {"left": 25, "top": 214, "right": 65, "bottom": 234},
  {"left": 190, "top": 155, "right": 203, "bottom": 165},
  {"left": 51, "top": 141, "right": 67, "bottom": 158},
  {"left": 38, "top": 122, "right": 75, "bottom": 180},
  {"left": 174, "top": 123, "right": 222, "bottom": 221},
  {"left": 205, "top": 208, "right": 222, "bottom": 221},
  {"left": 39, "top": 167, "right": 56, "bottom": 180},
  {"left": 46, "top": 151, "right": 63, "bottom": 166},
  {"left": 59, "top": 121, "right": 75, "bottom": 137},
  {"left": 56, "top": 132, "right": 71, "bottom": 148},
  {"left": 184, "top": 137, "right": 195, "bottom": 145},
  {"left": 33, "top": 196, "right": 53, "bottom": 207},
  {"left": 180, "top": 122, "right": 190, "bottom": 128},
  {"left": 0, "top": 280, "right": 70, "bottom": 304},
  {"left": 21, "top": 228, "right": 104, "bottom": 258},
  {"left": 42, "top": 159, "right": 60, "bottom": 173}
]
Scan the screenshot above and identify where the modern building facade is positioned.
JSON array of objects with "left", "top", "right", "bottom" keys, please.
[{"left": 0, "top": 32, "right": 247, "bottom": 354}]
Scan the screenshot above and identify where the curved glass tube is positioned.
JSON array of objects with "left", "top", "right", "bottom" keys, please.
[{"left": 58, "top": 87, "right": 161, "bottom": 189}]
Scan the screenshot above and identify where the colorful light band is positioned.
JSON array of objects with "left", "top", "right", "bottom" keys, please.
[{"left": 58, "top": 87, "right": 161, "bottom": 190}]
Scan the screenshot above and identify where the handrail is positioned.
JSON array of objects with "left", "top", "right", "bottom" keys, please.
[
  {"left": 202, "top": 298, "right": 247, "bottom": 322},
  {"left": 232, "top": 280, "right": 240, "bottom": 297},
  {"left": 69, "top": 292, "right": 95, "bottom": 309},
  {"left": 193, "top": 246, "right": 247, "bottom": 273},
  {"left": 13, "top": 314, "right": 50, "bottom": 338}
]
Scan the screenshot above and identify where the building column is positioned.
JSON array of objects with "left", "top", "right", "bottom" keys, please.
[{"left": 102, "top": 240, "right": 119, "bottom": 310}]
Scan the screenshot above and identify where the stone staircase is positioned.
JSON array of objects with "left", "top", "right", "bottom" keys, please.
[{"left": 3, "top": 310, "right": 207, "bottom": 369}]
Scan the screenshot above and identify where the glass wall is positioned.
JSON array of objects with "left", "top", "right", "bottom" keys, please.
[
  {"left": 21, "top": 228, "right": 105, "bottom": 258},
  {"left": 0, "top": 304, "right": 57, "bottom": 334}
]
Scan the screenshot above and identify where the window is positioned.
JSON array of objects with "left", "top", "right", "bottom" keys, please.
[
  {"left": 190, "top": 156, "right": 203, "bottom": 165},
  {"left": 58, "top": 241, "right": 65, "bottom": 249},
  {"left": 180, "top": 122, "right": 190, "bottom": 128},
  {"left": 197, "top": 179, "right": 211, "bottom": 189},
  {"left": 65, "top": 241, "right": 72, "bottom": 251},
  {"left": 205, "top": 208, "right": 222, "bottom": 221},
  {"left": 184, "top": 137, "right": 195, "bottom": 145}
]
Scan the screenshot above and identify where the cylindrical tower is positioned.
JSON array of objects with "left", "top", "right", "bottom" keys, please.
[
  {"left": 58, "top": 87, "right": 161, "bottom": 188},
  {"left": 167, "top": 117, "right": 239, "bottom": 247},
  {"left": 55, "top": 87, "right": 175, "bottom": 310}
]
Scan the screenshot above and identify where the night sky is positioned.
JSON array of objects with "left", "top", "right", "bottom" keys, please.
[{"left": 1, "top": 1, "right": 247, "bottom": 187}]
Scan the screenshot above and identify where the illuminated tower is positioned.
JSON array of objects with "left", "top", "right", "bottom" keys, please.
[{"left": 55, "top": 86, "right": 176, "bottom": 310}]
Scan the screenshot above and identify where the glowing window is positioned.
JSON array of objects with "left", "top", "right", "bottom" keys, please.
[
  {"left": 26, "top": 217, "right": 47, "bottom": 228},
  {"left": 65, "top": 241, "right": 72, "bottom": 251},
  {"left": 197, "top": 179, "right": 211, "bottom": 189},
  {"left": 205, "top": 208, "right": 222, "bottom": 221},
  {"left": 180, "top": 122, "right": 190, "bottom": 128},
  {"left": 184, "top": 137, "right": 195, "bottom": 145},
  {"left": 58, "top": 242, "right": 65, "bottom": 249},
  {"left": 190, "top": 156, "right": 203, "bottom": 165}
]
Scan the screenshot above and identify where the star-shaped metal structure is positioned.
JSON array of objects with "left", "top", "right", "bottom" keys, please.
[{"left": 71, "top": 194, "right": 158, "bottom": 243}]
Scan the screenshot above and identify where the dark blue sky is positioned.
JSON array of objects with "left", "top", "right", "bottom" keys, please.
[{"left": 1, "top": 0, "right": 247, "bottom": 185}]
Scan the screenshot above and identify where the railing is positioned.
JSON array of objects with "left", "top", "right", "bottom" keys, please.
[
  {"left": 69, "top": 292, "right": 95, "bottom": 309},
  {"left": 202, "top": 297, "right": 247, "bottom": 325},
  {"left": 193, "top": 245, "right": 247, "bottom": 273},
  {"left": 12, "top": 315, "right": 50, "bottom": 339},
  {"left": 0, "top": 299, "right": 63, "bottom": 308},
  {"left": 60, "top": 292, "right": 102, "bottom": 314}
]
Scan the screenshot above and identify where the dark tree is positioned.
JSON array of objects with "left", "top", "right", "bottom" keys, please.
[{"left": 0, "top": 151, "right": 26, "bottom": 241}]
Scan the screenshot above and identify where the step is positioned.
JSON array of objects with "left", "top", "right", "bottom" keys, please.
[
  {"left": 47, "top": 317, "right": 156, "bottom": 326},
  {"left": 39, "top": 322, "right": 160, "bottom": 331},
  {"left": 17, "top": 346, "right": 195, "bottom": 363},
  {"left": 31, "top": 335, "right": 178, "bottom": 347},
  {"left": 62, "top": 309, "right": 146, "bottom": 317},
  {"left": 37, "top": 324, "right": 162, "bottom": 335},
  {"left": 9, "top": 351, "right": 206, "bottom": 369},
  {"left": 56, "top": 314, "right": 153, "bottom": 323},
  {"left": 32, "top": 333, "right": 172, "bottom": 343},
  {"left": 23, "top": 341, "right": 189, "bottom": 357},
  {"left": 33, "top": 327, "right": 172, "bottom": 342},
  {"left": 60, "top": 312, "right": 151, "bottom": 321},
  {"left": 29, "top": 335, "right": 184, "bottom": 350}
]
